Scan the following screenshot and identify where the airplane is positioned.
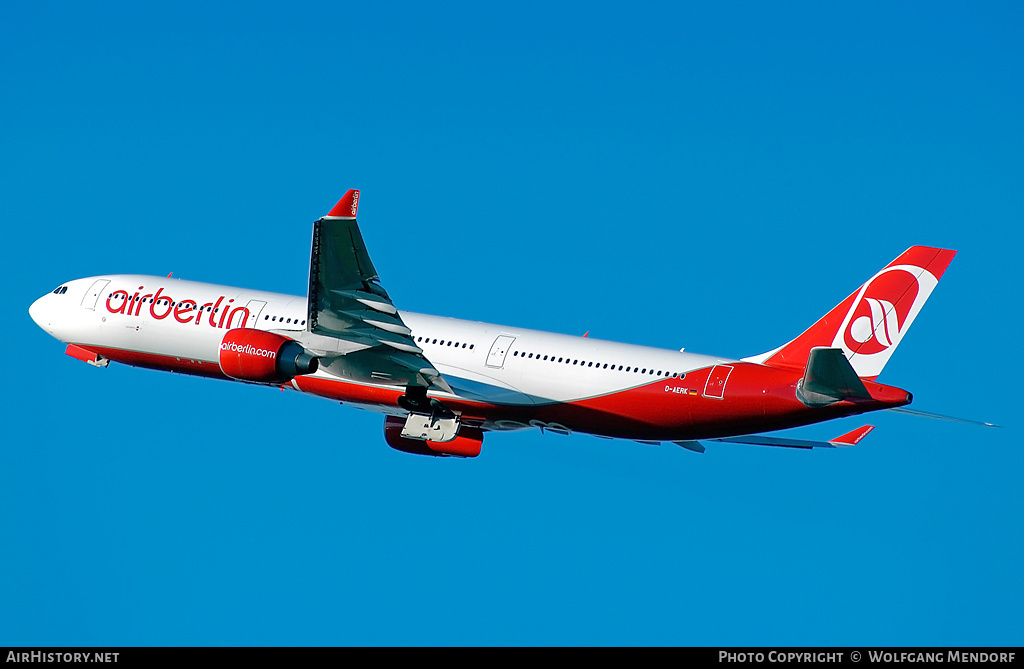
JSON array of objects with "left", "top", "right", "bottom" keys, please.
[{"left": 29, "top": 189, "right": 964, "bottom": 458}]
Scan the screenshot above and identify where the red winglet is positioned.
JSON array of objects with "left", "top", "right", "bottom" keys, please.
[
  {"left": 829, "top": 425, "right": 874, "bottom": 446},
  {"left": 326, "top": 189, "right": 360, "bottom": 218}
]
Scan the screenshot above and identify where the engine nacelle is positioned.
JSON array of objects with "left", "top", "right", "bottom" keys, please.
[
  {"left": 219, "top": 328, "right": 318, "bottom": 383},
  {"left": 384, "top": 415, "right": 483, "bottom": 458}
]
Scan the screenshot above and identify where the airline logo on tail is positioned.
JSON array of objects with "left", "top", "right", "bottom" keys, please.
[
  {"left": 835, "top": 264, "right": 938, "bottom": 356},
  {"left": 759, "top": 246, "right": 956, "bottom": 379}
]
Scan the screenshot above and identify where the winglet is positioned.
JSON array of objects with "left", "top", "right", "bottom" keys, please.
[
  {"left": 326, "top": 189, "right": 360, "bottom": 218},
  {"left": 829, "top": 425, "right": 874, "bottom": 446}
]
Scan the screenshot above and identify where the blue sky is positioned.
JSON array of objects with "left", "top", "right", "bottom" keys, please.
[{"left": 2, "top": 2, "right": 1021, "bottom": 645}]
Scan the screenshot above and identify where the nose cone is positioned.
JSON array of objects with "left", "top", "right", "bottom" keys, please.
[
  {"left": 29, "top": 295, "right": 48, "bottom": 330},
  {"left": 30, "top": 293, "right": 62, "bottom": 338}
]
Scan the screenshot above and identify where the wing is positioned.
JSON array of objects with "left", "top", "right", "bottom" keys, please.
[{"left": 305, "top": 190, "right": 451, "bottom": 393}]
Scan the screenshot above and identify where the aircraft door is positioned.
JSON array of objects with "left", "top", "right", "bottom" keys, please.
[
  {"left": 80, "top": 279, "right": 110, "bottom": 310},
  {"left": 229, "top": 299, "right": 268, "bottom": 327},
  {"left": 485, "top": 335, "right": 516, "bottom": 369},
  {"left": 703, "top": 365, "right": 734, "bottom": 399}
]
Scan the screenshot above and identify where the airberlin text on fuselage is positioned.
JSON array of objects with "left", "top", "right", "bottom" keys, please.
[{"left": 105, "top": 286, "right": 248, "bottom": 329}]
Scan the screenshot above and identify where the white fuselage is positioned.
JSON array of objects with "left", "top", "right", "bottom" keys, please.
[{"left": 32, "top": 274, "right": 729, "bottom": 404}]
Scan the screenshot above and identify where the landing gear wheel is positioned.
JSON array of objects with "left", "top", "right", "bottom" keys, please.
[{"left": 398, "top": 386, "right": 431, "bottom": 413}]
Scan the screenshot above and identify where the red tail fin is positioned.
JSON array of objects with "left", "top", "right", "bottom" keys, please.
[{"left": 755, "top": 246, "right": 956, "bottom": 379}]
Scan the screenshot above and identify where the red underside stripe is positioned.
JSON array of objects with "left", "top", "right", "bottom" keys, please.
[{"left": 73, "top": 345, "right": 897, "bottom": 441}]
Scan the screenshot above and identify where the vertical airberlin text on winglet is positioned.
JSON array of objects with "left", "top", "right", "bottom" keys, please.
[{"left": 326, "top": 189, "right": 360, "bottom": 218}]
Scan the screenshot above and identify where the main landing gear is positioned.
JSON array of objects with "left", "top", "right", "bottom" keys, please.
[{"left": 397, "top": 386, "right": 460, "bottom": 443}]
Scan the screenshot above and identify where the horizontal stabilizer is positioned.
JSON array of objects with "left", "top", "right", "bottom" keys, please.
[
  {"left": 829, "top": 425, "right": 874, "bottom": 445},
  {"left": 797, "top": 347, "right": 870, "bottom": 406},
  {"left": 708, "top": 424, "right": 874, "bottom": 450},
  {"left": 888, "top": 407, "right": 1001, "bottom": 428}
]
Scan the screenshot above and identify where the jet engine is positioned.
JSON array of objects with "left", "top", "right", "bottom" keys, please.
[{"left": 219, "top": 328, "right": 318, "bottom": 383}]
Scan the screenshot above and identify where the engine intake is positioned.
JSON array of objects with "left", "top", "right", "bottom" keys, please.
[{"left": 219, "top": 328, "right": 318, "bottom": 383}]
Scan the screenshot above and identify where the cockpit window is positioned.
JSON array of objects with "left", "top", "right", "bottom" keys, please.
[{"left": 52, "top": 286, "right": 68, "bottom": 295}]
